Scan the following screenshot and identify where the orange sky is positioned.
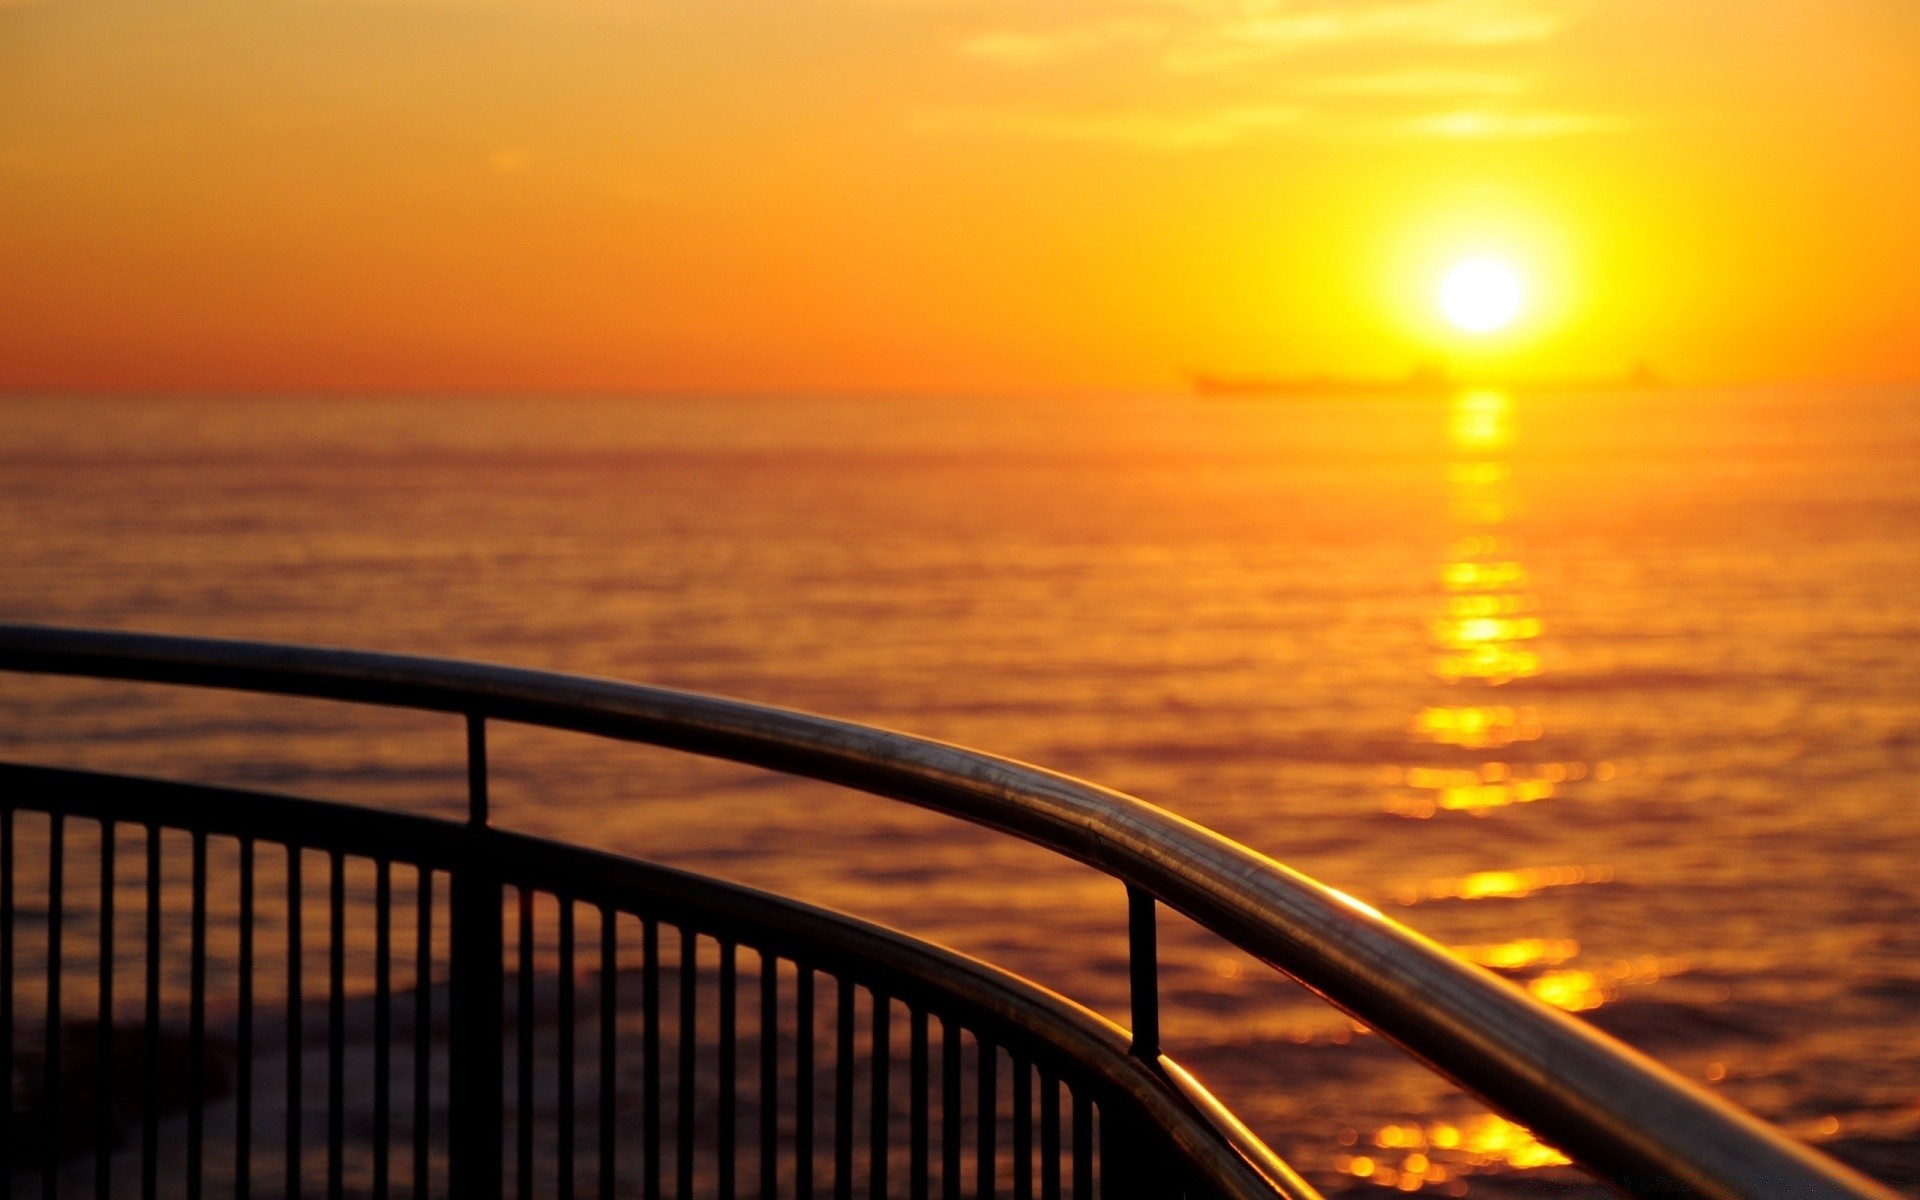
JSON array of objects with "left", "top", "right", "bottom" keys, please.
[{"left": 3, "top": 0, "right": 1917, "bottom": 394}]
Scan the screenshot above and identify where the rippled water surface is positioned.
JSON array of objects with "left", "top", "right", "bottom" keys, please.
[{"left": 3, "top": 388, "right": 1918, "bottom": 1195}]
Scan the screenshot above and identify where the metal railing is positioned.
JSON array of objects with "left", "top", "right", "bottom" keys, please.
[{"left": 0, "top": 624, "right": 1897, "bottom": 1200}]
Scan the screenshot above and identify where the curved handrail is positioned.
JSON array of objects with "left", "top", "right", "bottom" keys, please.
[
  {"left": 0, "top": 623, "right": 1895, "bottom": 1200},
  {"left": 0, "top": 759, "right": 1320, "bottom": 1200}
]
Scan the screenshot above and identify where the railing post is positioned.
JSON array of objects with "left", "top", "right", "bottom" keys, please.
[
  {"left": 465, "top": 713, "right": 489, "bottom": 828},
  {"left": 1112, "top": 886, "right": 1182, "bottom": 1198},
  {"left": 449, "top": 715, "right": 503, "bottom": 1200},
  {"left": 1126, "top": 884, "right": 1159, "bottom": 1063}
]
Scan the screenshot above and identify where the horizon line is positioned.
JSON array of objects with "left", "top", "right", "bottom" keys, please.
[{"left": 3, "top": 374, "right": 1917, "bottom": 403}]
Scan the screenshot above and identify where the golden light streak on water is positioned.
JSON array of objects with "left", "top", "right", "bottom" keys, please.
[
  {"left": 1451, "top": 937, "right": 1582, "bottom": 970},
  {"left": 1437, "top": 561, "right": 1529, "bottom": 591},
  {"left": 1385, "top": 761, "right": 1570, "bottom": 817},
  {"left": 1394, "top": 864, "right": 1615, "bottom": 905},
  {"left": 1357, "top": 389, "right": 1649, "bottom": 1190},
  {"left": 1393, "top": 390, "right": 1564, "bottom": 823},
  {"left": 1411, "top": 704, "right": 1542, "bottom": 748},
  {"left": 1524, "top": 956, "right": 1680, "bottom": 1011},
  {"left": 1335, "top": 1113, "right": 1573, "bottom": 1193},
  {"left": 1450, "top": 390, "right": 1514, "bottom": 452}
]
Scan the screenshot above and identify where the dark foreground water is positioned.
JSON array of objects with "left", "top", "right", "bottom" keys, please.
[{"left": 2, "top": 388, "right": 1917, "bottom": 1196}]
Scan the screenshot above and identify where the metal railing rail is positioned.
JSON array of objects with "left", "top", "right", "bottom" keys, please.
[
  {"left": 0, "top": 760, "right": 1306, "bottom": 1200},
  {"left": 0, "top": 623, "right": 1897, "bottom": 1200}
]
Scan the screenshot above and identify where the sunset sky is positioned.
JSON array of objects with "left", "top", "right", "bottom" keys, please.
[{"left": 4, "top": 0, "right": 1917, "bottom": 394}]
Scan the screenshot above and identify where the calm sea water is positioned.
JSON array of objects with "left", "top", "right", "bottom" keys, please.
[{"left": 2, "top": 388, "right": 1917, "bottom": 1195}]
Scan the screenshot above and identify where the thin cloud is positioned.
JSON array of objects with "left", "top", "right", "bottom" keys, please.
[
  {"left": 1400, "top": 108, "right": 1627, "bottom": 137},
  {"left": 1304, "top": 69, "right": 1526, "bottom": 97},
  {"left": 905, "top": 104, "right": 1306, "bottom": 151},
  {"left": 1166, "top": 1, "right": 1565, "bottom": 72},
  {"left": 956, "top": 0, "right": 1569, "bottom": 73}
]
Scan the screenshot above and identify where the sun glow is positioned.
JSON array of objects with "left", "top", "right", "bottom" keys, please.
[{"left": 1439, "top": 258, "right": 1525, "bottom": 333}]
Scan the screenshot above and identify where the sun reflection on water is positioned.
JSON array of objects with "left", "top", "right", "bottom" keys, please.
[
  {"left": 1334, "top": 1114, "right": 1574, "bottom": 1193},
  {"left": 1381, "top": 759, "right": 1616, "bottom": 818},
  {"left": 1411, "top": 704, "right": 1541, "bottom": 748},
  {"left": 1394, "top": 864, "right": 1615, "bottom": 905},
  {"left": 1524, "top": 956, "right": 1677, "bottom": 1012},
  {"left": 1450, "top": 390, "right": 1513, "bottom": 451},
  {"left": 1429, "top": 392, "right": 1540, "bottom": 689},
  {"left": 1391, "top": 390, "right": 1573, "bottom": 813},
  {"left": 1353, "top": 389, "right": 1644, "bottom": 1193},
  {"left": 1451, "top": 937, "right": 1581, "bottom": 970}
]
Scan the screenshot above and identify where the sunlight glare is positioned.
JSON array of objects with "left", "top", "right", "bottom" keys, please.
[{"left": 1439, "top": 258, "right": 1524, "bottom": 333}]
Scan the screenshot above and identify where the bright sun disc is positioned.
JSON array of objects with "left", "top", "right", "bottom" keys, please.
[{"left": 1439, "top": 258, "right": 1523, "bottom": 333}]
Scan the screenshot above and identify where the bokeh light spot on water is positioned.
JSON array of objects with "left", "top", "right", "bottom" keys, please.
[
  {"left": 1412, "top": 704, "right": 1543, "bottom": 748},
  {"left": 1438, "top": 561, "right": 1528, "bottom": 590},
  {"left": 1343, "top": 1116, "right": 1571, "bottom": 1192},
  {"left": 1451, "top": 937, "right": 1581, "bottom": 970},
  {"left": 1450, "top": 388, "right": 1515, "bottom": 448},
  {"left": 1396, "top": 864, "right": 1616, "bottom": 905},
  {"left": 1386, "top": 760, "right": 1570, "bottom": 817},
  {"left": 1525, "top": 957, "right": 1676, "bottom": 1012}
]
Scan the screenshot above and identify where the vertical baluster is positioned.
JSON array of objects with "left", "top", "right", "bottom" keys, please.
[
  {"left": 1069, "top": 1093, "right": 1090, "bottom": 1200},
  {"left": 518, "top": 889, "right": 536, "bottom": 1200},
  {"left": 910, "top": 1009, "right": 928, "bottom": 1200},
  {"left": 940, "top": 1020, "right": 960, "bottom": 1200},
  {"left": 238, "top": 840, "right": 254, "bottom": 1200},
  {"left": 599, "top": 908, "right": 617, "bottom": 1200},
  {"left": 558, "top": 898, "right": 575, "bottom": 1200},
  {"left": 869, "top": 994, "right": 890, "bottom": 1200},
  {"left": 41, "top": 812, "right": 64, "bottom": 1200},
  {"left": 374, "top": 860, "right": 392, "bottom": 1200},
  {"left": 718, "top": 941, "right": 737, "bottom": 1200},
  {"left": 286, "top": 846, "right": 303, "bottom": 1200},
  {"left": 449, "top": 715, "right": 504, "bottom": 1200},
  {"left": 643, "top": 920, "right": 660, "bottom": 1200},
  {"left": 1099, "top": 1104, "right": 1166, "bottom": 1200},
  {"left": 327, "top": 852, "right": 345, "bottom": 1200},
  {"left": 188, "top": 830, "right": 209, "bottom": 1200},
  {"left": 975, "top": 1037, "right": 996, "bottom": 1200},
  {"left": 466, "top": 715, "right": 490, "bottom": 827},
  {"left": 796, "top": 965, "right": 814, "bottom": 1200},
  {"left": 143, "top": 827, "right": 164, "bottom": 1200},
  {"left": 834, "top": 979, "right": 854, "bottom": 1200},
  {"left": 1012, "top": 1055, "right": 1032, "bottom": 1200},
  {"left": 413, "top": 868, "right": 433, "bottom": 1200},
  {"left": 96, "top": 821, "right": 116, "bottom": 1200},
  {"left": 1097, "top": 1103, "right": 1127, "bottom": 1200},
  {"left": 677, "top": 931, "right": 697, "bottom": 1200},
  {"left": 1125, "top": 889, "right": 1159, "bottom": 1065},
  {"left": 1038, "top": 1071, "right": 1059, "bottom": 1200},
  {"left": 758, "top": 953, "right": 777, "bottom": 1200}
]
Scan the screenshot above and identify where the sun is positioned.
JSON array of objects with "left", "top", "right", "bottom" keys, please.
[{"left": 1439, "top": 258, "right": 1524, "bottom": 333}]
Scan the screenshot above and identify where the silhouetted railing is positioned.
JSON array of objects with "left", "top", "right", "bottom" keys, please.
[{"left": 0, "top": 625, "right": 1897, "bottom": 1200}]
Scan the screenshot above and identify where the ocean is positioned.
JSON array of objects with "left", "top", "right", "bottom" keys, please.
[{"left": 2, "top": 386, "right": 1917, "bottom": 1195}]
